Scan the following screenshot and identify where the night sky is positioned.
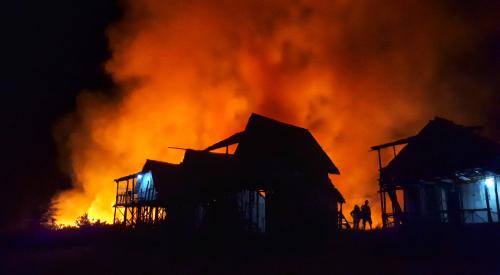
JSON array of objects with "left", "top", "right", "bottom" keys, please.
[
  {"left": 1, "top": 0, "right": 498, "bottom": 230},
  {"left": 1, "top": 1, "right": 119, "bottom": 229}
]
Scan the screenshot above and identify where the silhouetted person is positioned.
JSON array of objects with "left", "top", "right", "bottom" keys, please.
[
  {"left": 361, "top": 200, "right": 372, "bottom": 230},
  {"left": 350, "top": 205, "right": 361, "bottom": 230}
]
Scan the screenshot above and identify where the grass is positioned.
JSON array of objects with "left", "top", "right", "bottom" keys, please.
[{"left": 2, "top": 224, "right": 500, "bottom": 274}]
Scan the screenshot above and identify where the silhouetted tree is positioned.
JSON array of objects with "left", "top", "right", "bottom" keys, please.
[
  {"left": 75, "top": 213, "right": 92, "bottom": 227},
  {"left": 40, "top": 205, "right": 59, "bottom": 229}
]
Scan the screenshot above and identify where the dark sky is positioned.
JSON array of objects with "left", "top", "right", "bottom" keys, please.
[{"left": 0, "top": 1, "right": 120, "bottom": 229}]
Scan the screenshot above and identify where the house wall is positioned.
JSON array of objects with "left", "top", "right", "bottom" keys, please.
[
  {"left": 403, "top": 185, "right": 447, "bottom": 224},
  {"left": 460, "top": 178, "right": 498, "bottom": 223},
  {"left": 134, "top": 171, "right": 156, "bottom": 202},
  {"left": 265, "top": 187, "right": 339, "bottom": 235},
  {"left": 166, "top": 190, "right": 266, "bottom": 233},
  {"left": 236, "top": 190, "right": 266, "bottom": 233},
  {"left": 402, "top": 176, "right": 500, "bottom": 225}
]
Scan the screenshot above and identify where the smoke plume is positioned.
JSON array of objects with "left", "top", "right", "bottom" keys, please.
[{"left": 52, "top": 0, "right": 499, "bottom": 225}]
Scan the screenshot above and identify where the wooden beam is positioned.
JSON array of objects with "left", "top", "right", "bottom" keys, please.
[
  {"left": 124, "top": 179, "right": 129, "bottom": 226},
  {"left": 113, "top": 180, "right": 119, "bottom": 224},
  {"left": 485, "top": 184, "right": 493, "bottom": 223},
  {"left": 495, "top": 177, "right": 500, "bottom": 222},
  {"left": 377, "top": 149, "right": 387, "bottom": 228},
  {"left": 370, "top": 136, "right": 413, "bottom": 151}
]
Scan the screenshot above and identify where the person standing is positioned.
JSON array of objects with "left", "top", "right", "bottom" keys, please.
[
  {"left": 361, "top": 200, "right": 372, "bottom": 230},
  {"left": 350, "top": 205, "right": 361, "bottom": 230}
]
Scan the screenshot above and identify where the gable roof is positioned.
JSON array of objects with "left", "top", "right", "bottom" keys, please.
[
  {"left": 205, "top": 113, "right": 340, "bottom": 175},
  {"left": 142, "top": 151, "right": 237, "bottom": 203},
  {"left": 142, "top": 159, "right": 182, "bottom": 201},
  {"left": 381, "top": 117, "right": 500, "bottom": 183}
]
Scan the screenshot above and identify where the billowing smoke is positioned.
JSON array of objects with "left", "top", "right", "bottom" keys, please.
[{"left": 51, "top": 0, "right": 499, "bottom": 225}]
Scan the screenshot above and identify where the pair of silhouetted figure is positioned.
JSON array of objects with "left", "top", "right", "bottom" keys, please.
[{"left": 350, "top": 200, "right": 372, "bottom": 230}]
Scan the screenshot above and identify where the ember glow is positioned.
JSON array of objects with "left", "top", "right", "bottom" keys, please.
[{"left": 51, "top": 0, "right": 497, "bottom": 226}]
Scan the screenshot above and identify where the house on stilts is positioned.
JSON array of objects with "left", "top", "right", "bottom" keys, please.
[
  {"left": 113, "top": 113, "right": 347, "bottom": 234},
  {"left": 371, "top": 117, "right": 500, "bottom": 228}
]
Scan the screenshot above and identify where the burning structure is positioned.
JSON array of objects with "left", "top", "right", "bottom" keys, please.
[
  {"left": 372, "top": 117, "right": 500, "bottom": 227},
  {"left": 113, "top": 113, "right": 345, "bottom": 234}
]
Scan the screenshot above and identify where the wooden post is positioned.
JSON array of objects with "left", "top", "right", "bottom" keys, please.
[
  {"left": 377, "top": 149, "right": 383, "bottom": 173},
  {"left": 458, "top": 185, "right": 464, "bottom": 224},
  {"left": 256, "top": 191, "right": 260, "bottom": 232},
  {"left": 494, "top": 177, "right": 500, "bottom": 223},
  {"left": 131, "top": 178, "right": 136, "bottom": 225},
  {"left": 250, "top": 190, "right": 254, "bottom": 230},
  {"left": 377, "top": 149, "right": 387, "bottom": 228},
  {"left": 124, "top": 179, "right": 129, "bottom": 226},
  {"left": 113, "top": 180, "right": 119, "bottom": 224},
  {"left": 485, "top": 184, "right": 493, "bottom": 223},
  {"left": 339, "top": 202, "right": 343, "bottom": 229}
]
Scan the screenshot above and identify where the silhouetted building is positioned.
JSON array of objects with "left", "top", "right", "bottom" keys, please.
[
  {"left": 371, "top": 117, "right": 500, "bottom": 227},
  {"left": 113, "top": 113, "right": 345, "bottom": 234}
]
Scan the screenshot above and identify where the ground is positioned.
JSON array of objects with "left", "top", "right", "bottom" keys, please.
[{"left": 2, "top": 224, "right": 500, "bottom": 274}]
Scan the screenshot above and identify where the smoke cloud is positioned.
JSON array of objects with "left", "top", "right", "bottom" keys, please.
[{"left": 52, "top": 0, "right": 499, "bottom": 225}]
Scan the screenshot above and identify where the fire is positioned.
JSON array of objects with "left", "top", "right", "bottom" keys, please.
[{"left": 52, "top": 0, "right": 487, "bottom": 226}]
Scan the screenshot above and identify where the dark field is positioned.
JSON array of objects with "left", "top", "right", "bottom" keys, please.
[{"left": 2, "top": 225, "right": 500, "bottom": 275}]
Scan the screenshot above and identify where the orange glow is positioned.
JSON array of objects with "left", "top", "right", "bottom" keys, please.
[{"left": 51, "top": 0, "right": 477, "bottom": 227}]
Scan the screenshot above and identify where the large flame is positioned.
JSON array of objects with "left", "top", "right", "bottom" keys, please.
[{"left": 51, "top": 0, "right": 495, "bottom": 226}]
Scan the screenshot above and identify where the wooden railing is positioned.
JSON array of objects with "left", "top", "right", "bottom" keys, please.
[{"left": 115, "top": 187, "right": 157, "bottom": 205}]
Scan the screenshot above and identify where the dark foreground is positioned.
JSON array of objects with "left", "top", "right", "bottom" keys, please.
[{"left": 2, "top": 224, "right": 500, "bottom": 275}]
